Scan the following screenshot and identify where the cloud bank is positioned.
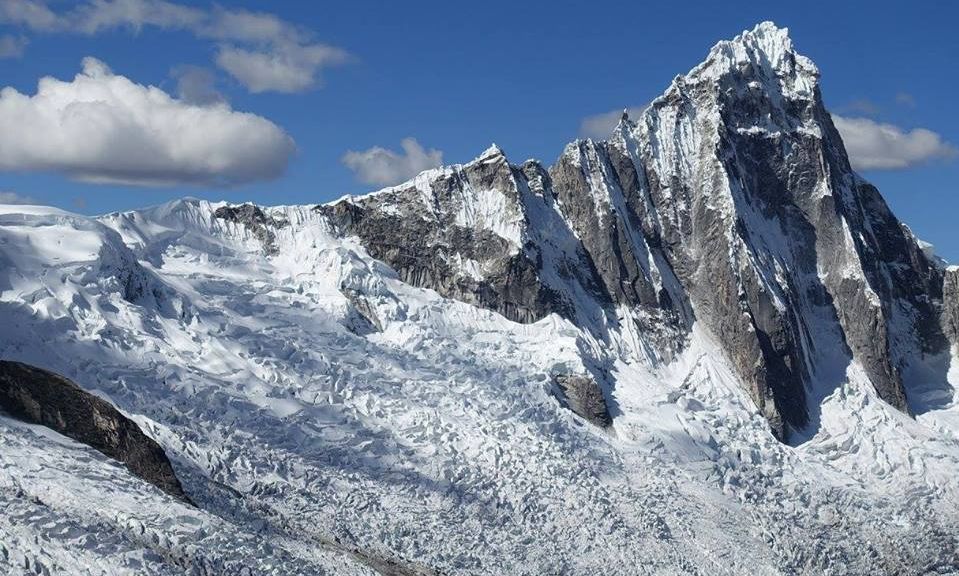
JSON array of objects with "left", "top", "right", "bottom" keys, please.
[
  {"left": 832, "top": 115, "right": 958, "bottom": 170},
  {"left": 342, "top": 138, "right": 444, "bottom": 186},
  {"left": 0, "top": 57, "right": 295, "bottom": 186}
]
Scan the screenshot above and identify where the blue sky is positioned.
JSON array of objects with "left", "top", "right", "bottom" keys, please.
[{"left": 1, "top": 1, "right": 957, "bottom": 260}]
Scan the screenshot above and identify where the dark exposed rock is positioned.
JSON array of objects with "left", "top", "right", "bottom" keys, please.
[
  {"left": 342, "top": 287, "right": 383, "bottom": 334},
  {"left": 945, "top": 268, "right": 959, "bottom": 345},
  {"left": 549, "top": 139, "right": 692, "bottom": 359},
  {"left": 551, "top": 142, "right": 656, "bottom": 310},
  {"left": 593, "top": 23, "right": 947, "bottom": 439},
  {"left": 553, "top": 374, "right": 612, "bottom": 428},
  {"left": 317, "top": 146, "right": 689, "bottom": 362},
  {"left": 315, "top": 149, "right": 588, "bottom": 326},
  {"left": 620, "top": 53, "right": 828, "bottom": 438},
  {"left": 0, "top": 360, "right": 190, "bottom": 503},
  {"left": 214, "top": 204, "right": 287, "bottom": 255}
]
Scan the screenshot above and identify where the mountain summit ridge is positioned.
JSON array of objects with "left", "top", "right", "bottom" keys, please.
[
  {"left": 697, "top": 21, "right": 819, "bottom": 85},
  {"left": 319, "top": 21, "right": 953, "bottom": 441}
]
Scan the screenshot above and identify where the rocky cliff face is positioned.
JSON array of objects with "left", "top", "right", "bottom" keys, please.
[
  {"left": 945, "top": 268, "right": 959, "bottom": 345},
  {"left": 317, "top": 147, "right": 613, "bottom": 327},
  {"left": 0, "top": 361, "right": 189, "bottom": 502},
  {"left": 312, "top": 23, "right": 952, "bottom": 441},
  {"left": 605, "top": 22, "right": 948, "bottom": 436},
  {"left": 214, "top": 203, "right": 288, "bottom": 255}
]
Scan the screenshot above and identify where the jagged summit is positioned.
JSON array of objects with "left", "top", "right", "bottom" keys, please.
[
  {"left": 317, "top": 22, "right": 955, "bottom": 442},
  {"left": 720, "top": 22, "right": 803, "bottom": 67},
  {"left": 479, "top": 142, "right": 506, "bottom": 159},
  {"left": 696, "top": 21, "right": 818, "bottom": 80},
  {"left": 649, "top": 20, "right": 820, "bottom": 118}
]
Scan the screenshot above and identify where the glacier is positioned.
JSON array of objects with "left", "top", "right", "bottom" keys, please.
[{"left": 0, "top": 21, "right": 958, "bottom": 575}]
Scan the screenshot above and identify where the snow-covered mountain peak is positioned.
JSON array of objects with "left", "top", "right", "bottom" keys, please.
[
  {"left": 731, "top": 21, "right": 799, "bottom": 67},
  {"left": 311, "top": 21, "right": 954, "bottom": 444},
  {"left": 478, "top": 142, "right": 507, "bottom": 161},
  {"left": 689, "top": 21, "right": 819, "bottom": 100}
]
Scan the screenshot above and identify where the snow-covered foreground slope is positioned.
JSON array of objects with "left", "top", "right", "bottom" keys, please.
[{"left": 0, "top": 197, "right": 957, "bottom": 575}]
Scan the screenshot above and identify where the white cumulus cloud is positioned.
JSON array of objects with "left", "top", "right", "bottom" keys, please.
[
  {"left": 832, "top": 115, "right": 958, "bottom": 170},
  {"left": 580, "top": 106, "right": 647, "bottom": 140},
  {"left": 342, "top": 138, "right": 444, "bottom": 186},
  {"left": 0, "top": 57, "right": 295, "bottom": 186}
]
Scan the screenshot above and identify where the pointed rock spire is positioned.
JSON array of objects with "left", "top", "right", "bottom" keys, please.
[{"left": 477, "top": 142, "right": 507, "bottom": 162}]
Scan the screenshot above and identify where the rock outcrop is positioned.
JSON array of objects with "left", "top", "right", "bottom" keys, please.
[
  {"left": 0, "top": 360, "right": 190, "bottom": 502},
  {"left": 945, "top": 268, "right": 959, "bottom": 345},
  {"left": 316, "top": 147, "right": 607, "bottom": 326},
  {"left": 553, "top": 374, "right": 612, "bottom": 428},
  {"left": 214, "top": 203, "right": 287, "bottom": 255},
  {"left": 342, "top": 287, "right": 384, "bottom": 334}
]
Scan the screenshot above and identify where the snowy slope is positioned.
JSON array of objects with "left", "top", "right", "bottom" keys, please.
[
  {"left": 0, "top": 197, "right": 957, "bottom": 574},
  {"left": 1, "top": 21, "right": 958, "bottom": 576}
]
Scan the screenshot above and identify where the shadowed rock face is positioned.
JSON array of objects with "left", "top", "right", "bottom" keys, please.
[
  {"left": 317, "top": 146, "right": 693, "bottom": 356},
  {"left": 342, "top": 287, "right": 383, "bottom": 335},
  {"left": 308, "top": 23, "right": 950, "bottom": 441},
  {"left": 315, "top": 149, "right": 603, "bottom": 326},
  {"left": 945, "top": 269, "right": 959, "bottom": 345},
  {"left": 0, "top": 361, "right": 190, "bottom": 502},
  {"left": 214, "top": 204, "right": 287, "bottom": 255},
  {"left": 548, "top": 140, "right": 692, "bottom": 358},
  {"left": 617, "top": 29, "right": 947, "bottom": 437},
  {"left": 554, "top": 374, "right": 612, "bottom": 428}
]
